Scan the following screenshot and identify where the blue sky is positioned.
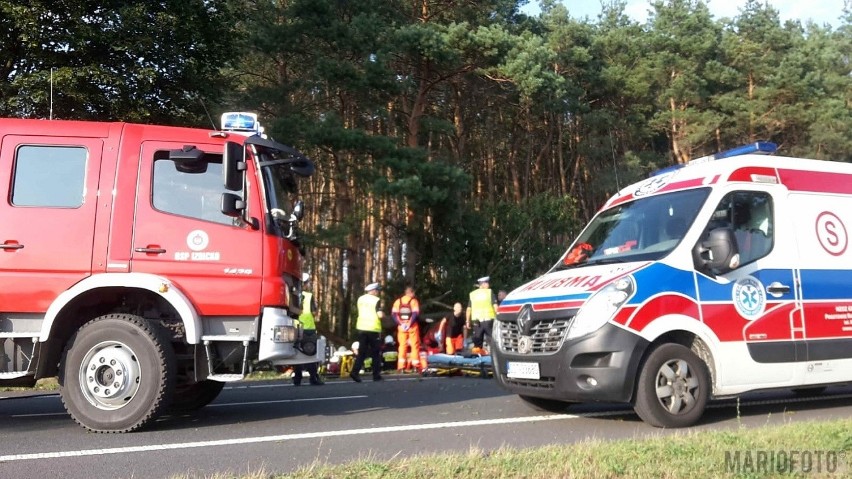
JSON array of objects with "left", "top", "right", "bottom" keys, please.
[{"left": 520, "top": 0, "right": 848, "bottom": 28}]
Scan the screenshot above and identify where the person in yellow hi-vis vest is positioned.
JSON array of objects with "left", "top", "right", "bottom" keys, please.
[
  {"left": 350, "top": 282, "right": 385, "bottom": 382},
  {"left": 466, "top": 276, "right": 498, "bottom": 355},
  {"left": 392, "top": 285, "right": 422, "bottom": 372},
  {"left": 293, "top": 273, "right": 323, "bottom": 385}
]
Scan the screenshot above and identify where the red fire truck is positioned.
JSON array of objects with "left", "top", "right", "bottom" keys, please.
[{"left": 0, "top": 113, "right": 323, "bottom": 432}]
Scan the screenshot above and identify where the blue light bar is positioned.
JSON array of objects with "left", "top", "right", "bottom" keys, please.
[
  {"left": 221, "top": 112, "right": 259, "bottom": 132},
  {"left": 648, "top": 164, "right": 684, "bottom": 177},
  {"left": 712, "top": 141, "right": 777, "bottom": 160},
  {"left": 650, "top": 141, "right": 778, "bottom": 177}
]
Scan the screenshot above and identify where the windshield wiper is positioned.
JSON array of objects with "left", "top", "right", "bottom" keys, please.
[{"left": 583, "top": 257, "right": 624, "bottom": 266}]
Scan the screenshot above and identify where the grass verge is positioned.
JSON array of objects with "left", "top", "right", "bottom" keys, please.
[{"left": 174, "top": 418, "right": 852, "bottom": 479}]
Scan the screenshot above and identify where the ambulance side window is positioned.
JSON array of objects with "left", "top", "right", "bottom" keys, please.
[{"left": 706, "top": 191, "right": 773, "bottom": 266}]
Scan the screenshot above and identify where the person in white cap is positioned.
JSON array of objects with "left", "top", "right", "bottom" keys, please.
[
  {"left": 293, "top": 273, "right": 323, "bottom": 386},
  {"left": 466, "top": 276, "right": 498, "bottom": 355},
  {"left": 350, "top": 282, "right": 385, "bottom": 382}
]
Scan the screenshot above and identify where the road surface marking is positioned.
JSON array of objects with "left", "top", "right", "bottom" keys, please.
[{"left": 2, "top": 392, "right": 850, "bottom": 462}]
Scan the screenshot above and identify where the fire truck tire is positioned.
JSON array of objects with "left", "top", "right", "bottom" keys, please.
[
  {"left": 518, "top": 395, "right": 574, "bottom": 412},
  {"left": 169, "top": 380, "right": 225, "bottom": 412},
  {"left": 59, "top": 314, "right": 176, "bottom": 433},
  {"left": 633, "top": 343, "right": 709, "bottom": 428}
]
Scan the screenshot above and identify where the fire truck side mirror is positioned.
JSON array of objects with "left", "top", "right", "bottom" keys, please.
[
  {"left": 170, "top": 145, "right": 208, "bottom": 174},
  {"left": 221, "top": 192, "right": 245, "bottom": 218},
  {"left": 292, "top": 199, "right": 305, "bottom": 221},
  {"left": 223, "top": 141, "right": 245, "bottom": 191}
]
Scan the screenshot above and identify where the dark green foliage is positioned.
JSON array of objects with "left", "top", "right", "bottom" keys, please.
[
  {"left": 3, "top": 0, "right": 849, "bottom": 334},
  {"left": 1, "top": 0, "right": 236, "bottom": 124}
]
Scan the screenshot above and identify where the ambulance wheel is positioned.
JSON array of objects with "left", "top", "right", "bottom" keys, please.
[
  {"left": 518, "top": 395, "right": 574, "bottom": 413},
  {"left": 59, "top": 314, "right": 176, "bottom": 433},
  {"left": 633, "top": 343, "right": 709, "bottom": 428},
  {"left": 169, "top": 380, "right": 225, "bottom": 412}
]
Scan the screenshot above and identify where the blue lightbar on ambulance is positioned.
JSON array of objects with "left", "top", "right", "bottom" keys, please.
[
  {"left": 692, "top": 141, "right": 777, "bottom": 163},
  {"left": 649, "top": 141, "right": 777, "bottom": 177}
]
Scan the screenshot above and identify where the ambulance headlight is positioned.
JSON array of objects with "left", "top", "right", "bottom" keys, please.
[
  {"left": 567, "top": 276, "right": 634, "bottom": 340},
  {"left": 493, "top": 320, "right": 503, "bottom": 348}
]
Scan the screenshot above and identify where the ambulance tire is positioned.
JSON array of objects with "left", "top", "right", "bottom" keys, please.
[
  {"left": 633, "top": 343, "right": 710, "bottom": 428},
  {"left": 518, "top": 395, "right": 574, "bottom": 413},
  {"left": 59, "top": 314, "right": 176, "bottom": 433},
  {"left": 169, "top": 380, "right": 225, "bottom": 412}
]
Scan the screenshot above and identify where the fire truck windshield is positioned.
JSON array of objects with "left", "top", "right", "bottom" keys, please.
[
  {"left": 249, "top": 140, "right": 313, "bottom": 239},
  {"left": 556, "top": 187, "right": 710, "bottom": 269}
]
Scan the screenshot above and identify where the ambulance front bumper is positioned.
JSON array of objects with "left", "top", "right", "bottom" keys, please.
[{"left": 492, "top": 322, "right": 649, "bottom": 404}]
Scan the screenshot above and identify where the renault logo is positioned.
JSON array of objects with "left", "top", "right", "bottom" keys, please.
[{"left": 517, "top": 304, "right": 532, "bottom": 333}]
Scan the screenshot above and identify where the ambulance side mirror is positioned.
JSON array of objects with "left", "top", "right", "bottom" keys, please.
[{"left": 693, "top": 227, "right": 739, "bottom": 275}]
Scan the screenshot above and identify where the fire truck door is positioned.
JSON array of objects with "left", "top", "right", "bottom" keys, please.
[
  {"left": 130, "top": 142, "right": 263, "bottom": 317},
  {"left": 0, "top": 137, "right": 102, "bottom": 313}
]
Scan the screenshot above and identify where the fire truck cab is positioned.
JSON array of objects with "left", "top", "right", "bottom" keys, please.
[
  {"left": 493, "top": 143, "right": 852, "bottom": 427},
  {"left": 0, "top": 113, "right": 324, "bottom": 432}
]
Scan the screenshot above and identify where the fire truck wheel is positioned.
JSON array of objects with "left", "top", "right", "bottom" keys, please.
[
  {"left": 59, "top": 314, "right": 176, "bottom": 433},
  {"left": 633, "top": 343, "right": 709, "bottom": 428},
  {"left": 169, "top": 380, "right": 225, "bottom": 412},
  {"left": 518, "top": 395, "right": 574, "bottom": 413}
]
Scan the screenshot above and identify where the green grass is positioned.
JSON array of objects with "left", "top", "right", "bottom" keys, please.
[
  {"left": 173, "top": 419, "right": 852, "bottom": 479},
  {"left": 0, "top": 377, "right": 59, "bottom": 392}
]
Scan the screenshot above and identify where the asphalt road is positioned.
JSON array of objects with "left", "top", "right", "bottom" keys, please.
[{"left": 1, "top": 375, "right": 851, "bottom": 478}]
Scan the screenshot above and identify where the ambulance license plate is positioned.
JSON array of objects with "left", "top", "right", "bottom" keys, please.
[{"left": 507, "top": 361, "right": 540, "bottom": 379}]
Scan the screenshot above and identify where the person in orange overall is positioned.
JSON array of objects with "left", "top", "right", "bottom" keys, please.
[{"left": 392, "top": 285, "right": 422, "bottom": 372}]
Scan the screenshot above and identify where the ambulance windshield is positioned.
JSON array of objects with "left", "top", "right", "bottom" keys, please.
[{"left": 556, "top": 188, "right": 710, "bottom": 269}]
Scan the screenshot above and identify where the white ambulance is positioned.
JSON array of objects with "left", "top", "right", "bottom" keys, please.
[{"left": 492, "top": 143, "right": 852, "bottom": 427}]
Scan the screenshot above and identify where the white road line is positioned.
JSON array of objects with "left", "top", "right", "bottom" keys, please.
[
  {"left": 0, "top": 414, "right": 582, "bottom": 462},
  {"left": 2, "top": 392, "right": 850, "bottom": 463},
  {"left": 208, "top": 395, "right": 367, "bottom": 407},
  {"left": 224, "top": 376, "right": 428, "bottom": 390}
]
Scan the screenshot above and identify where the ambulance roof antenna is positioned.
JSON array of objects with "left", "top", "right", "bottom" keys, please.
[{"left": 609, "top": 130, "right": 621, "bottom": 190}]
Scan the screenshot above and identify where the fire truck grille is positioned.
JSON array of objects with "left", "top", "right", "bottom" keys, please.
[{"left": 498, "top": 317, "right": 573, "bottom": 354}]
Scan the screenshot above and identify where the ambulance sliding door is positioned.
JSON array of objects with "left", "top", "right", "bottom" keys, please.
[{"left": 788, "top": 190, "right": 852, "bottom": 362}]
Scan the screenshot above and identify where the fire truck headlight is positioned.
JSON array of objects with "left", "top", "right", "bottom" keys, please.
[
  {"left": 567, "top": 276, "right": 634, "bottom": 340},
  {"left": 272, "top": 325, "right": 299, "bottom": 343}
]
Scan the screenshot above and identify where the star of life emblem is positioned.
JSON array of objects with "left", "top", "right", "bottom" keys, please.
[{"left": 732, "top": 276, "right": 766, "bottom": 320}]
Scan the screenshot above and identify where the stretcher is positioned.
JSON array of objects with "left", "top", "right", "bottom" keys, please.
[{"left": 423, "top": 353, "right": 492, "bottom": 378}]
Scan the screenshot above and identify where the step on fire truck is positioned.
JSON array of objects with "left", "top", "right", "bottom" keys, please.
[
  {"left": 494, "top": 143, "right": 852, "bottom": 427},
  {"left": 0, "top": 112, "right": 325, "bottom": 432}
]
